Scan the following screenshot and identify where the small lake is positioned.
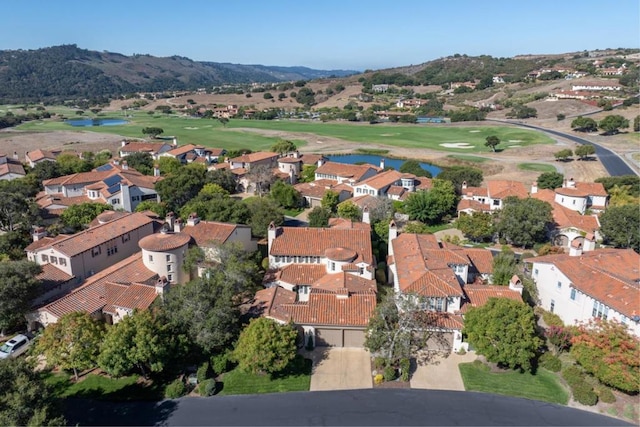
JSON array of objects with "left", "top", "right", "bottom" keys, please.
[
  {"left": 65, "top": 118, "right": 128, "bottom": 127},
  {"left": 326, "top": 154, "right": 441, "bottom": 177}
]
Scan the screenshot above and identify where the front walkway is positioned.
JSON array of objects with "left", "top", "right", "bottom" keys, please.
[
  {"left": 307, "top": 347, "right": 373, "bottom": 391},
  {"left": 410, "top": 351, "right": 477, "bottom": 390}
]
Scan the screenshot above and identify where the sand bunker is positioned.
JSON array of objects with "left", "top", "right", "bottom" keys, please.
[
  {"left": 469, "top": 130, "right": 481, "bottom": 133},
  {"left": 508, "top": 139, "right": 523, "bottom": 142},
  {"left": 184, "top": 126, "right": 199, "bottom": 130},
  {"left": 440, "top": 143, "right": 474, "bottom": 149},
  {"left": 380, "top": 133, "right": 396, "bottom": 136}
]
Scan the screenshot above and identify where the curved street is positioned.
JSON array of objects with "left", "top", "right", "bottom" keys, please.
[
  {"left": 488, "top": 119, "right": 638, "bottom": 177},
  {"left": 63, "top": 389, "right": 632, "bottom": 426}
]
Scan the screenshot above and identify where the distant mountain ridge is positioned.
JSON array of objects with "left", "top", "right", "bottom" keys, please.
[{"left": 0, "top": 44, "right": 359, "bottom": 103}]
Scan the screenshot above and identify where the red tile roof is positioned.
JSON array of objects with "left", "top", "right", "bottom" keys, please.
[
  {"left": 327, "top": 218, "right": 370, "bottom": 230},
  {"left": 138, "top": 231, "right": 191, "bottom": 252},
  {"left": 120, "top": 141, "right": 170, "bottom": 154},
  {"left": 230, "top": 152, "right": 279, "bottom": 163},
  {"left": 181, "top": 221, "right": 247, "bottom": 247},
  {"left": 270, "top": 226, "right": 373, "bottom": 265},
  {"left": 112, "top": 283, "right": 159, "bottom": 311},
  {"left": 460, "top": 285, "right": 523, "bottom": 313},
  {"left": 532, "top": 189, "right": 600, "bottom": 232},
  {"left": 277, "top": 264, "right": 328, "bottom": 285},
  {"left": 166, "top": 144, "right": 198, "bottom": 157},
  {"left": 36, "top": 263, "right": 75, "bottom": 292},
  {"left": 457, "top": 199, "right": 491, "bottom": 212},
  {"left": 355, "top": 170, "right": 405, "bottom": 190},
  {"left": 487, "top": 180, "right": 529, "bottom": 199},
  {"left": 529, "top": 249, "right": 640, "bottom": 318},
  {"left": 26, "top": 234, "right": 70, "bottom": 252},
  {"left": 26, "top": 149, "right": 58, "bottom": 163},
  {"left": 0, "top": 161, "right": 26, "bottom": 178},
  {"left": 312, "top": 272, "right": 376, "bottom": 293},
  {"left": 282, "top": 289, "right": 376, "bottom": 327},
  {"left": 316, "top": 161, "right": 380, "bottom": 181}
]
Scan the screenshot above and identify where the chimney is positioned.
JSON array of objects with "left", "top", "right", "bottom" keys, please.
[
  {"left": 267, "top": 221, "right": 281, "bottom": 257},
  {"left": 508, "top": 275, "right": 523, "bottom": 295},
  {"left": 32, "top": 226, "right": 48, "bottom": 242},
  {"left": 461, "top": 181, "right": 467, "bottom": 190},
  {"left": 13, "top": 151, "right": 18, "bottom": 160},
  {"left": 122, "top": 160, "right": 128, "bottom": 170},
  {"left": 317, "top": 158, "right": 325, "bottom": 168},
  {"left": 294, "top": 150, "right": 300, "bottom": 159},
  {"left": 388, "top": 220, "right": 398, "bottom": 256},
  {"left": 380, "top": 158, "right": 385, "bottom": 169},
  {"left": 187, "top": 212, "right": 200, "bottom": 226},
  {"left": 113, "top": 158, "right": 120, "bottom": 166},
  {"left": 174, "top": 218, "right": 183, "bottom": 233},
  {"left": 583, "top": 233, "right": 596, "bottom": 252},
  {"left": 569, "top": 240, "right": 583, "bottom": 256},
  {"left": 165, "top": 212, "right": 175, "bottom": 230},
  {"left": 336, "top": 288, "right": 349, "bottom": 300},
  {"left": 121, "top": 140, "right": 127, "bottom": 147},
  {"left": 531, "top": 182, "right": 538, "bottom": 194},
  {"left": 155, "top": 277, "right": 169, "bottom": 296},
  {"left": 153, "top": 164, "right": 160, "bottom": 177},
  {"left": 562, "top": 178, "right": 567, "bottom": 188},
  {"left": 173, "top": 137, "right": 178, "bottom": 147},
  {"left": 567, "top": 177, "right": 576, "bottom": 188},
  {"left": 362, "top": 205, "right": 370, "bottom": 224},
  {"left": 289, "top": 168, "right": 297, "bottom": 185}
]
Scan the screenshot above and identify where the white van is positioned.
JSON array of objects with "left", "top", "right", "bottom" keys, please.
[{"left": 0, "top": 334, "right": 31, "bottom": 359}]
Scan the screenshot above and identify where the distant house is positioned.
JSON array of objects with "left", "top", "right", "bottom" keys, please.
[
  {"left": 458, "top": 180, "right": 528, "bottom": 212},
  {"left": 294, "top": 179, "right": 352, "bottom": 208},
  {"left": 229, "top": 152, "right": 279, "bottom": 171},
  {"left": 314, "top": 160, "right": 380, "bottom": 185},
  {"left": 351, "top": 169, "right": 432, "bottom": 200},
  {"left": 25, "top": 149, "right": 60, "bottom": 167},
  {"left": 571, "top": 82, "right": 621, "bottom": 91},
  {"left": 119, "top": 140, "right": 173, "bottom": 159},
  {"left": 372, "top": 84, "right": 389, "bottom": 93},
  {"left": 0, "top": 152, "right": 26, "bottom": 181}
]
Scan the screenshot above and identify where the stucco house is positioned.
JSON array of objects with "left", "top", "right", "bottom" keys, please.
[
  {"left": 314, "top": 160, "right": 380, "bottom": 185},
  {"left": 0, "top": 152, "right": 26, "bottom": 180},
  {"left": 25, "top": 149, "right": 60, "bottom": 167},
  {"left": 527, "top": 247, "right": 640, "bottom": 337}
]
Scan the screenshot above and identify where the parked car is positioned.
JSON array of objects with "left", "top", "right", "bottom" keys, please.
[{"left": 0, "top": 334, "right": 31, "bottom": 359}]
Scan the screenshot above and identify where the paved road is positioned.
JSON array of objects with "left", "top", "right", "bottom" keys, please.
[
  {"left": 488, "top": 119, "right": 638, "bottom": 177},
  {"left": 64, "top": 390, "right": 632, "bottom": 426}
]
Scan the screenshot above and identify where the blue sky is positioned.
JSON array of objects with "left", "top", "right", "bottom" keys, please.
[{"left": 3, "top": 0, "right": 639, "bottom": 70}]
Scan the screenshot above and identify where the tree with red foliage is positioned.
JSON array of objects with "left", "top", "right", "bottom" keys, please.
[{"left": 570, "top": 319, "right": 640, "bottom": 393}]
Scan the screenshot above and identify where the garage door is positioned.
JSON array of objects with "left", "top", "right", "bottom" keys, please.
[
  {"left": 343, "top": 329, "right": 365, "bottom": 347},
  {"left": 425, "top": 332, "right": 453, "bottom": 353},
  {"left": 316, "top": 328, "right": 343, "bottom": 347}
]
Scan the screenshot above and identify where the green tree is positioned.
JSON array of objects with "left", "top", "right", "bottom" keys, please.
[
  {"left": 0, "top": 231, "right": 31, "bottom": 261},
  {"left": 574, "top": 144, "right": 596, "bottom": 160},
  {"left": 0, "top": 261, "right": 42, "bottom": 335},
  {"left": 233, "top": 318, "right": 297, "bottom": 375},
  {"left": 570, "top": 116, "right": 598, "bottom": 132},
  {"left": 321, "top": 190, "right": 340, "bottom": 213},
  {"left": 30, "top": 161, "right": 62, "bottom": 182},
  {"left": 244, "top": 197, "right": 284, "bottom": 238},
  {"left": 494, "top": 197, "right": 553, "bottom": 248},
  {"left": 570, "top": 319, "right": 639, "bottom": 393},
  {"left": 634, "top": 115, "right": 639, "bottom": 132},
  {"left": 199, "top": 183, "right": 229, "bottom": 198},
  {"left": 464, "top": 298, "right": 542, "bottom": 372},
  {"left": 300, "top": 164, "right": 317, "bottom": 183},
  {"left": 404, "top": 179, "right": 457, "bottom": 225},
  {"left": 491, "top": 249, "right": 518, "bottom": 285},
  {"left": 595, "top": 175, "right": 640, "bottom": 198},
  {"left": 455, "top": 212, "right": 494, "bottom": 242},
  {"left": 337, "top": 201, "right": 362, "bottom": 222},
  {"left": 158, "top": 156, "right": 182, "bottom": 175},
  {"left": 599, "top": 205, "right": 640, "bottom": 252},
  {"left": 599, "top": 115, "right": 629, "bottom": 134},
  {"left": 399, "top": 160, "right": 432, "bottom": 177},
  {"left": 308, "top": 207, "right": 331, "bottom": 228},
  {"left": 0, "top": 359, "right": 66, "bottom": 426},
  {"left": 155, "top": 164, "right": 207, "bottom": 212},
  {"left": 36, "top": 312, "right": 105, "bottom": 380},
  {"left": 60, "top": 202, "right": 110, "bottom": 230},
  {"left": 270, "top": 180, "right": 301, "bottom": 209},
  {"left": 437, "top": 166, "right": 483, "bottom": 193},
  {"left": 506, "top": 105, "right": 537, "bottom": 119},
  {"left": 537, "top": 172, "right": 564, "bottom": 189},
  {"left": 270, "top": 139, "right": 297, "bottom": 154},
  {"left": 0, "top": 188, "right": 40, "bottom": 233},
  {"left": 206, "top": 168, "right": 237, "bottom": 194},
  {"left": 484, "top": 135, "right": 500, "bottom": 152},
  {"left": 553, "top": 149, "right": 573, "bottom": 162},
  {"left": 98, "top": 310, "right": 170, "bottom": 377},
  {"left": 141, "top": 127, "right": 164, "bottom": 138},
  {"left": 134, "top": 200, "right": 168, "bottom": 218},
  {"left": 56, "top": 152, "right": 92, "bottom": 174},
  {"left": 607, "top": 185, "right": 640, "bottom": 207},
  {"left": 123, "top": 152, "right": 154, "bottom": 175},
  {"left": 218, "top": 117, "right": 229, "bottom": 127}
]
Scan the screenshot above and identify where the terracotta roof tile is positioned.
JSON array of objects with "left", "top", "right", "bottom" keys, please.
[
  {"left": 457, "top": 199, "right": 491, "bottom": 212},
  {"left": 26, "top": 234, "right": 70, "bottom": 252},
  {"left": 460, "top": 285, "right": 523, "bottom": 313},
  {"left": 26, "top": 149, "right": 58, "bottom": 163},
  {"left": 327, "top": 218, "right": 370, "bottom": 230},
  {"left": 112, "top": 283, "right": 158, "bottom": 311},
  {"left": 277, "top": 264, "right": 328, "bottom": 285},
  {"left": 270, "top": 226, "right": 373, "bottom": 265},
  {"left": 315, "top": 161, "right": 380, "bottom": 181},
  {"left": 282, "top": 289, "right": 376, "bottom": 327},
  {"left": 181, "top": 220, "right": 248, "bottom": 247},
  {"left": 166, "top": 144, "right": 198, "bottom": 157},
  {"left": 36, "top": 263, "right": 75, "bottom": 293},
  {"left": 138, "top": 231, "right": 191, "bottom": 252},
  {"left": 120, "top": 142, "right": 170, "bottom": 154},
  {"left": 0, "top": 161, "right": 25, "bottom": 177},
  {"left": 355, "top": 170, "right": 404, "bottom": 190},
  {"left": 487, "top": 180, "right": 528, "bottom": 199},
  {"left": 312, "top": 272, "right": 376, "bottom": 293},
  {"left": 230, "top": 152, "right": 279, "bottom": 163}
]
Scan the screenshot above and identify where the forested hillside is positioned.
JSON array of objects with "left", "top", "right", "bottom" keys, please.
[{"left": 0, "top": 45, "right": 358, "bottom": 103}]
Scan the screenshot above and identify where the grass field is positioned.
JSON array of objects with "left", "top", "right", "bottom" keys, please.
[
  {"left": 459, "top": 361, "right": 569, "bottom": 405},
  {"left": 518, "top": 162, "right": 557, "bottom": 172},
  {"left": 447, "top": 154, "right": 490, "bottom": 163},
  {"left": 43, "top": 371, "right": 164, "bottom": 401},
  {"left": 218, "top": 356, "right": 312, "bottom": 395},
  {"left": 13, "top": 109, "right": 554, "bottom": 153}
]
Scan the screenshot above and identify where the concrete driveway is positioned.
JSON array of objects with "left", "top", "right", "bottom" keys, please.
[
  {"left": 308, "top": 347, "right": 372, "bottom": 391},
  {"left": 410, "top": 351, "right": 477, "bottom": 390}
]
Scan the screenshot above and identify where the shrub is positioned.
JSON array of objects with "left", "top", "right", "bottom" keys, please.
[
  {"left": 596, "top": 386, "right": 616, "bottom": 404},
  {"left": 457, "top": 347, "right": 467, "bottom": 355},
  {"left": 539, "top": 353, "right": 562, "bottom": 372},
  {"left": 473, "top": 359, "right": 490, "bottom": 372},
  {"left": 165, "top": 378, "right": 187, "bottom": 399},
  {"left": 197, "top": 362, "right": 212, "bottom": 384},
  {"left": 545, "top": 325, "right": 573, "bottom": 354},
  {"left": 374, "top": 374, "right": 384, "bottom": 385},
  {"left": 572, "top": 381, "right": 598, "bottom": 406},
  {"left": 562, "top": 365, "right": 584, "bottom": 388},
  {"left": 198, "top": 379, "right": 217, "bottom": 397},
  {"left": 399, "top": 358, "right": 410, "bottom": 382},
  {"left": 540, "top": 309, "right": 564, "bottom": 327},
  {"left": 383, "top": 365, "right": 397, "bottom": 382},
  {"left": 374, "top": 357, "right": 387, "bottom": 371},
  {"left": 211, "top": 351, "right": 233, "bottom": 376}
]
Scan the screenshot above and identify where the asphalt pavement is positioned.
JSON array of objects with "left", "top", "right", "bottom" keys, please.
[{"left": 63, "top": 389, "right": 633, "bottom": 426}]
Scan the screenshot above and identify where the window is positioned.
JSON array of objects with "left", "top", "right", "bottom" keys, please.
[
  {"left": 534, "top": 268, "right": 538, "bottom": 276},
  {"left": 50, "top": 256, "right": 58, "bottom": 265},
  {"left": 168, "top": 274, "right": 173, "bottom": 282},
  {"left": 167, "top": 264, "right": 173, "bottom": 272},
  {"left": 275, "top": 256, "right": 282, "bottom": 263},
  {"left": 122, "top": 233, "right": 130, "bottom": 243},
  {"left": 148, "top": 254, "right": 153, "bottom": 262},
  {"left": 107, "top": 245, "right": 118, "bottom": 256},
  {"left": 166, "top": 254, "right": 171, "bottom": 262},
  {"left": 330, "top": 262, "right": 336, "bottom": 271},
  {"left": 550, "top": 299, "right": 555, "bottom": 313},
  {"left": 111, "top": 198, "right": 120, "bottom": 205},
  {"left": 570, "top": 288, "right": 576, "bottom": 300},
  {"left": 41, "top": 254, "right": 49, "bottom": 263},
  {"left": 359, "top": 267, "right": 364, "bottom": 275},
  {"left": 91, "top": 247, "right": 101, "bottom": 257},
  {"left": 59, "top": 258, "right": 67, "bottom": 266},
  {"left": 493, "top": 199, "right": 500, "bottom": 206},
  {"left": 592, "top": 301, "right": 608, "bottom": 320},
  {"left": 621, "top": 315, "right": 628, "bottom": 325},
  {"left": 436, "top": 298, "right": 444, "bottom": 312},
  {"left": 557, "top": 281, "right": 562, "bottom": 290}
]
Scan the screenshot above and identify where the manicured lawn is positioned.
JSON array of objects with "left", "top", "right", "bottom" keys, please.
[
  {"left": 14, "top": 110, "right": 554, "bottom": 153},
  {"left": 459, "top": 361, "right": 569, "bottom": 405},
  {"left": 42, "top": 371, "right": 164, "bottom": 401},
  {"left": 518, "top": 162, "right": 557, "bottom": 172},
  {"left": 218, "top": 356, "right": 312, "bottom": 395},
  {"left": 447, "top": 154, "right": 490, "bottom": 163}
]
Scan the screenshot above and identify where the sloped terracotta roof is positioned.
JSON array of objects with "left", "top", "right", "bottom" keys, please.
[
  {"left": 180, "top": 220, "right": 246, "bottom": 247},
  {"left": 529, "top": 249, "right": 640, "bottom": 318},
  {"left": 457, "top": 199, "right": 491, "bottom": 212},
  {"left": 25, "top": 234, "right": 70, "bottom": 252},
  {"left": 487, "top": 180, "right": 528, "bottom": 199},
  {"left": 316, "top": 161, "right": 380, "bottom": 181},
  {"left": 120, "top": 142, "right": 170, "bottom": 154},
  {"left": 300, "top": 154, "right": 325, "bottom": 165},
  {"left": 327, "top": 218, "right": 370, "bottom": 230},
  {"left": 343, "top": 194, "right": 378, "bottom": 209},
  {"left": 26, "top": 149, "right": 58, "bottom": 163},
  {"left": 532, "top": 189, "right": 600, "bottom": 232},
  {"left": 138, "top": 231, "right": 191, "bottom": 252},
  {"left": 277, "top": 264, "right": 328, "bottom": 286},
  {"left": 112, "top": 283, "right": 158, "bottom": 311},
  {"left": 278, "top": 157, "right": 302, "bottom": 164},
  {"left": 387, "top": 186, "right": 406, "bottom": 196},
  {"left": 43, "top": 170, "right": 114, "bottom": 187},
  {"left": 355, "top": 170, "right": 405, "bottom": 190},
  {"left": 0, "top": 161, "right": 26, "bottom": 177},
  {"left": 230, "top": 152, "right": 279, "bottom": 163},
  {"left": 270, "top": 226, "right": 373, "bottom": 265},
  {"left": 294, "top": 180, "right": 337, "bottom": 199},
  {"left": 281, "top": 289, "right": 376, "bottom": 327},
  {"left": 312, "top": 272, "right": 376, "bottom": 293},
  {"left": 460, "top": 285, "right": 523, "bottom": 313},
  {"left": 463, "top": 186, "right": 488, "bottom": 198},
  {"left": 253, "top": 286, "right": 297, "bottom": 323},
  {"left": 36, "top": 263, "right": 75, "bottom": 294},
  {"left": 166, "top": 144, "right": 198, "bottom": 157}
]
